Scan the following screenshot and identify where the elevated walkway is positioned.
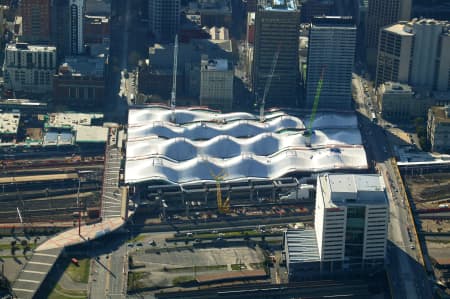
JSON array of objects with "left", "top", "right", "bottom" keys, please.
[{"left": 12, "top": 248, "right": 62, "bottom": 299}]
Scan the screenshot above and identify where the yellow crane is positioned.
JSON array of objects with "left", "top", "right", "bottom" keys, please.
[{"left": 210, "top": 170, "right": 230, "bottom": 214}]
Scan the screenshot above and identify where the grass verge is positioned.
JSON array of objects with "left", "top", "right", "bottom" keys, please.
[
  {"left": 164, "top": 264, "right": 227, "bottom": 273},
  {"left": 128, "top": 271, "right": 149, "bottom": 291},
  {"left": 48, "top": 284, "right": 87, "bottom": 299},
  {"left": 231, "top": 263, "right": 247, "bottom": 271},
  {"left": 172, "top": 275, "right": 196, "bottom": 286},
  {"left": 66, "top": 258, "right": 90, "bottom": 283}
]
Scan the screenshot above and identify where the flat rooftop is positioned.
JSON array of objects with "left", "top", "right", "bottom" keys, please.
[
  {"left": 58, "top": 56, "right": 105, "bottom": 77},
  {"left": 202, "top": 58, "right": 229, "bottom": 71},
  {"left": 431, "top": 106, "right": 450, "bottom": 123},
  {"left": 382, "top": 81, "right": 413, "bottom": 93},
  {"left": 46, "top": 113, "right": 104, "bottom": 128},
  {"left": 319, "top": 174, "right": 387, "bottom": 207},
  {"left": 0, "top": 112, "right": 20, "bottom": 135},
  {"left": 75, "top": 126, "right": 108, "bottom": 143},
  {"left": 312, "top": 16, "right": 355, "bottom": 27},
  {"left": 385, "top": 23, "right": 414, "bottom": 36},
  {"left": 262, "top": 0, "right": 297, "bottom": 11},
  {"left": 6, "top": 43, "right": 56, "bottom": 52}
]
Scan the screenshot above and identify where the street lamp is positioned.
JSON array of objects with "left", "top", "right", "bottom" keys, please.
[{"left": 76, "top": 170, "right": 95, "bottom": 237}]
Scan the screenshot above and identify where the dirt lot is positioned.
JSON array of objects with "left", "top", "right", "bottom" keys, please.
[
  {"left": 405, "top": 173, "right": 450, "bottom": 293},
  {"left": 421, "top": 219, "right": 450, "bottom": 233},
  {"left": 405, "top": 173, "right": 450, "bottom": 209}
]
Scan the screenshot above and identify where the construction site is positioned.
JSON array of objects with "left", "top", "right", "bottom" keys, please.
[{"left": 404, "top": 172, "right": 450, "bottom": 293}]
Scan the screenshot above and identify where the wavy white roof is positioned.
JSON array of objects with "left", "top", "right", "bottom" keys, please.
[
  {"left": 128, "top": 107, "right": 357, "bottom": 129},
  {"left": 125, "top": 147, "right": 367, "bottom": 185},
  {"left": 125, "top": 107, "right": 368, "bottom": 185}
]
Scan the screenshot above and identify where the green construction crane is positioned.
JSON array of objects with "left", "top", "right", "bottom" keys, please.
[{"left": 304, "top": 67, "right": 326, "bottom": 142}]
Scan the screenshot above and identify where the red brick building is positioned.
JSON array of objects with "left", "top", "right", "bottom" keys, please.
[
  {"left": 53, "top": 57, "right": 106, "bottom": 109},
  {"left": 20, "top": 0, "right": 51, "bottom": 43},
  {"left": 84, "top": 15, "right": 110, "bottom": 44}
]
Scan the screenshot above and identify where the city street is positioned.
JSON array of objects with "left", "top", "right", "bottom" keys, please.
[
  {"left": 89, "top": 237, "right": 127, "bottom": 299},
  {"left": 353, "top": 73, "right": 434, "bottom": 298}
]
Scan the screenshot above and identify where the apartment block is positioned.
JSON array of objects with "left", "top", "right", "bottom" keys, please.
[{"left": 3, "top": 43, "right": 57, "bottom": 95}]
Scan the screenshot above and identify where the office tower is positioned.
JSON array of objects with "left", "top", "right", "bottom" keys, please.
[
  {"left": 376, "top": 19, "right": 450, "bottom": 92},
  {"left": 306, "top": 16, "right": 356, "bottom": 110},
  {"left": 51, "top": 0, "right": 69, "bottom": 60},
  {"left": 50, "top": 0, "right": 84, "bottom": 58},
  {"left": 315, "top": 174, "right": 389, "bottom": 271},
  {"left": 69, "top": 0, "right": 84, "bottom": 55},
  {"left": 20, "top": 0, "right": 51, "bottom": 43},
  {"left": 252, "top": 0, "right": 300, "bottom": 107},
  {"left": 375, "top": 22, "right": 414, "bottom": 87},
  {"left": 148, "top": 0, "right": 180, "bottom": 42},
  {"left": 365, "top": 0, "right": 411, "bottom": 67}
]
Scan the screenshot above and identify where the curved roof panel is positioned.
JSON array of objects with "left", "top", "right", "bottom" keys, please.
[
  {"left": 125, "top": 147, "right": 368, "bottom": 185},
  {"left": 127, "top": 116, "right": 305, "bottom": 140},
  {"left": 126, "top": 129, "right": 363, "bottom": 161}
]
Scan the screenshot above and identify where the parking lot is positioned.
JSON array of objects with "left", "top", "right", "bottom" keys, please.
[{"left": 128, "top": 246, "right": 266, "bottom": 289}]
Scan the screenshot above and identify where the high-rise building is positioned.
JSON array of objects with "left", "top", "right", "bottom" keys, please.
[
  {"left": 306, "top": 16, "right": 356, "bottom": 110},
  {"left": 20, "top": 0, "right": 51, "bottom": 43},
  {"left": 148, "top": 0, "right": 180, "bottom": 42},
  {"left": 3, "top": 43, "right": 57, "bottom": 95},
  {"left": 365, "top": 0, "right": 411, "bottom": 67},
  {"left": 69, "top": 0, "right": 84, "bottom": 55},
  {"left": 252, "top": 0, "right": 300, "bottom": 107},
  {"left": 315, "top": 173, "right": 389, "bottom": 271},
  {"left": 376, "top": 19, "right": 450, "bottom": 92},
  {"left": 200, "top": 56, "right": 234, "bottom": 112},
  {"left": 51, "top": 0, "right": 70, "bottom": 60},
  {"left": 375, "top": 22, "right": 414, "bottom": 87},
  {"left": 51, "top": 0, "right": 84, "bottom": 57}
]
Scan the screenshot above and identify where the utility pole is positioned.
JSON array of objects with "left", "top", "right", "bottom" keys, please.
[
  {"left": 170, "top": 35, "right": 179, "bottom": 123},
  {"left": 260, "top": 46, "right": 280, "bottom": 122}
]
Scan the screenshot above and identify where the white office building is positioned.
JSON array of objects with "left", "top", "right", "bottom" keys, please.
[
  {"left": 199, "top": 57, "right": 233, "bottom": 112},
  {"left": 315, "top": 173, "right": 389, "bottom": 271},
  {"left": 376, "top": 19, "right": 450, "bottom": 92},
  {"left": 69, "top": 0, "right": 84, "bottom": 54},
  {"left": 3, "top": 43, "right": 57, "bottom": 94},
  {"left": 306, "top": 16, "right": 356, "bottom": 110}
]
